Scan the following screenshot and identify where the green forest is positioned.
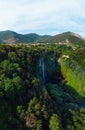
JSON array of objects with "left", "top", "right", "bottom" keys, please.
[{"left": 0, "top": 43, "right": 85, "bottom": 130}]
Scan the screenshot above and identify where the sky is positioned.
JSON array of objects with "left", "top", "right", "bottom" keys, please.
[{"left": 0, "top": 0, "right": 85, "bottom": 37}]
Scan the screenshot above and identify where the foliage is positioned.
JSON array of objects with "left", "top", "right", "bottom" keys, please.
[
  {"left": 49, "top": 114, "right": 62, "bottom": 130},
  {"left": 0, "top": 44, "right": 85, "bottom": 130},
  {"left": 60, "top": 57, "right": 85, "bottom": 99}
]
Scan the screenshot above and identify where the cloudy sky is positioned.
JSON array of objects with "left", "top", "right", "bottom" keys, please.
[{"left": 0, "top": 0, "right": 85, "bottom": 36}]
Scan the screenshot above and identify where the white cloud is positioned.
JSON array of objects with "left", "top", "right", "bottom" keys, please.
[{"left": 0, "top": 0, "right": 85, "bottom": 36}]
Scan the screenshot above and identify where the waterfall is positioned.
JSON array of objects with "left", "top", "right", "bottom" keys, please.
[{"left": 40, "top": 57, "right": 46, "bottom": 83}]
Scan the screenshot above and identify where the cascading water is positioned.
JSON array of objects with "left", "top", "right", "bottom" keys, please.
[{"left": 40, "top": 57, "right": 46, "bottom": 84}]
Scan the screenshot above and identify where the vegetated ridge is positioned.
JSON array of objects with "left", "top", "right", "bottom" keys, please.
[
  {"left": 0, "top": 30, "right": 50, "bottom": 43},
  {"left": 0, "top": 30, "right": 85, "bottom": 46}
]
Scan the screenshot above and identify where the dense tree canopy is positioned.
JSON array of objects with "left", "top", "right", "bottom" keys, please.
[{"left": 0, "top": 44, "right": 85, "bottom": 130}]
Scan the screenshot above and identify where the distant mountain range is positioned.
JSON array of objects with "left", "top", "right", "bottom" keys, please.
[{"left": 0, "top": 30, "right": 85, "bottom": 45}]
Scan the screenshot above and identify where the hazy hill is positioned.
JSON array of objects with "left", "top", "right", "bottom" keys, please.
[
  {"left": 0, "top": 30, "right": 50, "bottom": 43},
  {"left": 0, "top": 30, "right": 20, "bottom": 43},
  {"left": 42, "top": 32, "right": 85, "bottom": 46},
  {"left": 0, "top": 30, "right": 85, "bottom": 46}
]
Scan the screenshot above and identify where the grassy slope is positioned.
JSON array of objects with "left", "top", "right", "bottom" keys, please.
[{"left": 60, "top": 57, "right": 85, "bottom": 100}]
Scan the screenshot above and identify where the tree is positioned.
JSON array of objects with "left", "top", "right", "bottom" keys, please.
[
  {"left": 4, "top": 78, "right": 15, "bottom": 100},
  {"left": 36, "top": 120, "right": 42, "bottom": 130},
  {"left": 49, "top": 114, "right": 62, "bottom": 130},
  {"left": 8, "top": 51, "right": 18, "bottom": 63}
]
